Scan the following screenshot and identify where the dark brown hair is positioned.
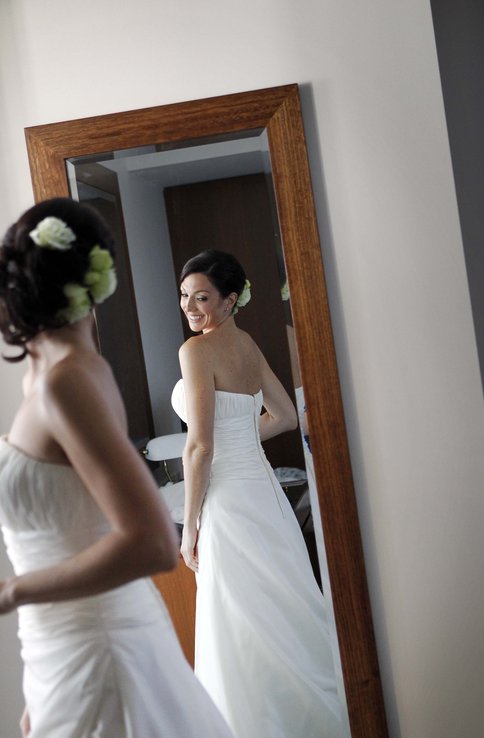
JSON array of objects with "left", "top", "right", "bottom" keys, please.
[
  {"left": 179, "top": 250, "right": 246, "bottom": 301},
  {"left": 0, "top": 197, "right": 115, "bottom": 361}
]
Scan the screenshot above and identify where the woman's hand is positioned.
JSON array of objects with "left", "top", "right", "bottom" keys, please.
[
  {"left": 20, "top": 705, "right": 30, "bottom": 737},
  {"left": 181, "top": 525, "right": 199, "bottom": 572},
  {"left": 0, "top": 579, "right": 15, "bottom": 615}
]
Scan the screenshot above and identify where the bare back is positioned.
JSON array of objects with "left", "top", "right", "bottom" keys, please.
[{"left": 205, "top": 327, "right": 262, "bottom": 395}]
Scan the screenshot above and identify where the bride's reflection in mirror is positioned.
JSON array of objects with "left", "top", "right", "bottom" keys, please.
[
  {"left": 66, "top": 132, "right": 350, "bottom": 737},
  {"left": 172, "top": 248, "right": 346, "bottom": 737}
]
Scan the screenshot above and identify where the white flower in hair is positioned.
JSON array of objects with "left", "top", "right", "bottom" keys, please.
[
  {"left": 55, "top": 245, "right": 117, "bottom": 324},
  {"left": 83, "top": 245, "right": 117, "bottom": 303},
  {"left": 29, "top": 216, "right": 76, "bottom": 250},
  {"left": 281, "top": 279, "right": 290, "bottom": 301},
  {"left": 56, "top": 284, "right": 91, "bottom": 324},
  {"left": 233, "top": 279, "right": 251, "bottom": 315}
]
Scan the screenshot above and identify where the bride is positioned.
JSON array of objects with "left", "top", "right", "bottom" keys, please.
[
  {"left": 173, "top": 249, "right": 347, "bottom": 738},
  {"left": 0, "top": 199, "right": 234, "bottom": 737}
]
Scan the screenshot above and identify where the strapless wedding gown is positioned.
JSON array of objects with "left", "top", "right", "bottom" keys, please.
[
  {"left": 171, "top": 380, "right": 348, "bottom": 738},
  {"left": 0, "top": 437, "right": 233, "bottom": 738}
]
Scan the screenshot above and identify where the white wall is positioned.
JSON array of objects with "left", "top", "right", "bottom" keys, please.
[
  {"left": 116, "top": 173, "right": 185, "bottom": 437},
  {"left": 1, "top": 1, "right": 483, "bottom": 737}
]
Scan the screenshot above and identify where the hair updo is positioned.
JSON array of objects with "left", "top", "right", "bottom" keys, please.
[
  {"left": 0, "top": 197, "right": 115, "bottom": 361},
  {"left": 179, "top": 250, "right": 246, "bottom": 303}
]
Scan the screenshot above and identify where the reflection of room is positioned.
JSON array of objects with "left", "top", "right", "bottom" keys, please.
[
  {"left": 68, "top": 130, "right": 329, "bottom": 545},
  {"left": 67, "top": 135, "right": 273, "bottom": 440},
  {"left": 67, "top": 130, "right": 346, "bottom": 695}
]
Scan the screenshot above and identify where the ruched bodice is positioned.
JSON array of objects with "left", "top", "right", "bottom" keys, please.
[
  {"left": 0, "top": 439, "right": 109, "bottom": 568},
  {"left": 0, "top": 439, "right": 104, "bottom": 529},
  {"left": 0, "top": 438, "right": 164, "bottom": 641},
  {"left": 172, "top": 379, "right": 274, "bottom": 482}
]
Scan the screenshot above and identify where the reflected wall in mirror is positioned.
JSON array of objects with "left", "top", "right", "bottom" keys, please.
[{"left": 25, "top": 84, "right": 388, "bottom": 737}]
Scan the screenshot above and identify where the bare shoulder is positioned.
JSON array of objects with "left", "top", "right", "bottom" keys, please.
[
  {"left": 236, "top": 329, "right": 265, "bottom": 364},
  {"left": 39, "top": 350, "right": 123, "bottom": 421},
  {"left": 43, "top": 351, "right": 114, "bottom": 396},
  {"left": 236, "top": 328, "right": 261, "bottom": 353},
  {"left": 179, "top": 334, "right": 203, "bottom": 354},
  {"left": 179, "top": 334, "right": 213, "bottom": 366},
  {"left": 239, "top": 332, "right": 280, "bottom": 386}
]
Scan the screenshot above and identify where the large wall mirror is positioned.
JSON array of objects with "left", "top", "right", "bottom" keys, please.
[{"left": 25, "top": 84, "right": 388, "bottom": 737}]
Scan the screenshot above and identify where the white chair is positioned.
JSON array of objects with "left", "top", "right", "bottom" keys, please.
[
  {"left": 143, "top": 432, "right": 187, "bottom": 467},
  {"left": 143, "top": 433, "right": 187, "bottom": 524}
]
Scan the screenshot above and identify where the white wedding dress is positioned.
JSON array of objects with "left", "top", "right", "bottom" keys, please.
[
  {"left": 0, "top": 437, "right": 233, "bottom": 738},
  {"left": 171, "top": 380, "right": 348, "bottom": 738}
]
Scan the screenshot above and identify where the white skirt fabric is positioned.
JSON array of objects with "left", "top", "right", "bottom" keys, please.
[
  {"left": 0, "top": 438, "right": 233, "bottom": 738},
  {"left": 19, "top": 582, "right": 233, "bottom": 738}
]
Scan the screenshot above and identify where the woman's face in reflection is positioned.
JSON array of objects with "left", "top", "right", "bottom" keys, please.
[{"left": 180, "top": 273, "right": 230, "bottom": 334}]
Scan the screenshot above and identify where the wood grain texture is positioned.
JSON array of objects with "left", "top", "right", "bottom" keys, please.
[
  {"left": 25, "top": 84, "right": 388, "bottom": 737},
  {"left": 267, "top": 88, "right": 388, "bottom": 736},
  {"left": 152, "top": 560, "right": 197, "bottom": 666}
]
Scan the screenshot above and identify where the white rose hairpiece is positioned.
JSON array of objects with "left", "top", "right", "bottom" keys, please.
[
  {"left": 233, "top": 279, "right": 251, "bottom": 315},
  {"left": 29, "top": 216, "right": 76, "bottom": 250},
  {"left": 57, "top": 245, "right": 117, "bottom": 324},
  {"left": 29, "top": 215, "right": 117, "bottom": 323},
  {"left": 56, "top": 283, "right": 92, "bottom": 325},
  {"left": 28, "top": 215, "right": 117, "bottom": 324},
  {"left": 83, "top": 245, "right": 117, "bottom": 305},
  {"left": 281, "top": 279, "right": 290, "bottom": 302}
]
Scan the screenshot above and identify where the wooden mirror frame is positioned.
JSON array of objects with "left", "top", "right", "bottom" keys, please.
[{"left": 25, "top": 84, "right": 388, "bottom": 737}]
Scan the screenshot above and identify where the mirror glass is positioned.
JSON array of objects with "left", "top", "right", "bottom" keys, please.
[{"left": 66, "top": 129, "right": 350, "bottom": 728}]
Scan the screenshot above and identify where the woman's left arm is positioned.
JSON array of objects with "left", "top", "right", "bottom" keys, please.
[
  {"left": 258, "top": 348, "right": 298, "bottom": 441},
  {"left": 20, "top": 705, "right": 30, "bottom": 737},
  {"left": 178, "top": 338, "right": 215, "bottom": 572}
]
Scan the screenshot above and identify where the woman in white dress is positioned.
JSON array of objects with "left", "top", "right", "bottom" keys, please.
[
  {"left": 0, "top": 199, "right": 234, "bottom": 738},
  {"left": 175, "top": 250, "right": 348, "bottom": 738}
]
